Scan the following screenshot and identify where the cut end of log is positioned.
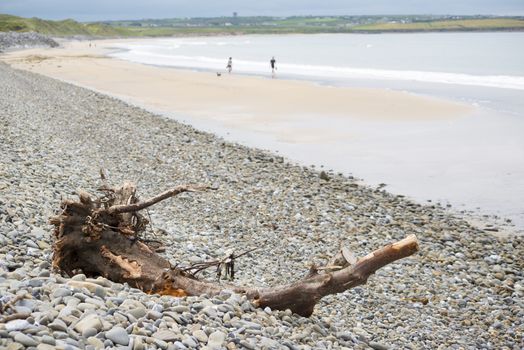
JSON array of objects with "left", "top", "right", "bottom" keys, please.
[
  {"left": 392, "top": 234, "right": 419, "bottom": 253},
  {"left": 357, "top": 233, "right": 419, "bottom": 269}
]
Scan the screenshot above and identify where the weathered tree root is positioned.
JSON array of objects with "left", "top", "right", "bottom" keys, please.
[{"left": 50, "top": 182, "right": 419, "bottom": 317}]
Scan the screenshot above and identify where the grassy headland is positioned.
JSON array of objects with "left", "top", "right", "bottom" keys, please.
[
  {"left": 1, "top": 13, "right": 523, "bottom": 37},
  {"left": 0, "top": 14, "right": 127, "bottom": 36}
]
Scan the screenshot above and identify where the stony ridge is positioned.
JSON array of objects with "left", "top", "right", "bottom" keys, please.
[
  {"left": 0, "top": 32, "right": 58, "bottom": 52},
  {"left": 0, "top": 62, "right": 522, "bottom": 349}
]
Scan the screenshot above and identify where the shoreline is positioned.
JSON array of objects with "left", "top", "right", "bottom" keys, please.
[
  {"left": 1, "top": 57, "right": 523, "bottom": 348},
  {"left": 1, "top": 39, "right": 474, "bottom": 123},
  {"left": 2, "top": 39, "right": 523, "bottom": 234}
]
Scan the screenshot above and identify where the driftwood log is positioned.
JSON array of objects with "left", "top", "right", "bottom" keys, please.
[{"left": 50, "top": 182, "right": 419, "bottom": 317}]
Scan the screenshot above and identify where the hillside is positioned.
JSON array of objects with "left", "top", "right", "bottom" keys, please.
[{"left": 0, "top": 14, "right": 127, "bottom": 36}]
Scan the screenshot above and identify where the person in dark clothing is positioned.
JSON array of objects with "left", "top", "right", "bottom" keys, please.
[
  {"left": 270, "top": 56, "right": 276, "bottom": 78},
  {"left": 226, "top": 57, "right": 233, "bottom": 74}
]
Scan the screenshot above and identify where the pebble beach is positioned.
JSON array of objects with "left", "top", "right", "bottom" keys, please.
[{"left": 0, "top": 60, "right": 523, "bottom": 350}]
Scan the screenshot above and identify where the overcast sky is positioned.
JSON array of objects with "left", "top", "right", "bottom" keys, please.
[{"left": 1, "top": 0, "right": 523, "bottom": 21}]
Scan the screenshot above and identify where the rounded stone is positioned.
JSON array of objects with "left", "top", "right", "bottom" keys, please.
[
  {"left": 152, "top": 330, "right": 179, "bottom": 342},
  {"left": 182, "top": 336, "right": 197, "bottom": 348},
  {"left": 133, "top": 336, "right": 145, "bottom": 350},
  {"left": 86, "top": 336, "right": 104, "bottom": 349},
  {"left": 14, "top": 333, "right": 38, "bottom": 347},
  {"left": 105, "top": 326, "right": 130, "bottom": 346},
  {"left": 52, "top": 288, "right": 72, "bottom": 298},
  {"left": 146, "top": 310, "right": 162, "bottom": 320},
  {"left": 128, "top": 307, "right": 147, "bottom": 319},
  {"left": 192, "top": 329, "right": 208, "bottom": 343},
  {"left": 207, "top": 331, "right": 226, "bottom": 349},
  {"left": 75, "top": 314, "right": 102, "bottom": 334},
  {"left": 82, "top": 327, "right": 99, "bottom": 338}
]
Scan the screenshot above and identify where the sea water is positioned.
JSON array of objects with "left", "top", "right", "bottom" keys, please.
[{"left": 109, "top": 33, "right": 524, "bottom": 230}]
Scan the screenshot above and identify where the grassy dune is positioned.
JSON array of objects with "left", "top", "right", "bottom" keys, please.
[{"left": 0, "top": 14, "right": 127, "bottom": 36}]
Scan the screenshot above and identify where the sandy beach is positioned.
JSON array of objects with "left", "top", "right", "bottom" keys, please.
[
  {"left": 1, "top": 39, "right": 473, "bottom": 141},
  {"left": 3, "top": 40, "right": 474, "bottom": 119}
]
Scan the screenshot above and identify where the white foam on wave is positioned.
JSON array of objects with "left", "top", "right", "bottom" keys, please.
[
  {"left": 216, "top": 40, "right": 251, "bottom": 46},
  {"left": 280, "top": 62, "right": 524, "bottom": 90},
  {"left": 184, "top": 41, "right": 208, "bottom": 46},
  {"left": 110, "top": 46, "right": 524, "bottom": 91}
]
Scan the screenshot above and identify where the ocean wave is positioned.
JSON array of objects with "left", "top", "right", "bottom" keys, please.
[
  {"left": 110, "top": 49, "right": 524, "bottom": 91},
  {"left": 280, "top": 63, "right": 524, "bottom": 90}
]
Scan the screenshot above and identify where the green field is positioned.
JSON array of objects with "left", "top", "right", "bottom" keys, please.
[
  {"left": 352, "top": 18, "right": 524, "bottom": 32},
  {"left": 120, "top": 25, "right": 349, "bottom": 37},
  {"left": 1, "top": 14, "right": 524, "bottom": 37}
]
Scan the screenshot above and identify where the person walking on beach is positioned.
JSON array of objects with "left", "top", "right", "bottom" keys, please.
[
  {"left": 270, "top": 56, "right": 277, "bottom": 78},
  {"left": 226, "top": 57, "right": 233, "bottom": 74}
]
